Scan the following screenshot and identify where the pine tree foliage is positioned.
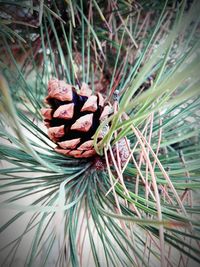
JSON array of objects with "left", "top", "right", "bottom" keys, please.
[{"left": 0, "top": 0, "right": 200, "bottom": 266}]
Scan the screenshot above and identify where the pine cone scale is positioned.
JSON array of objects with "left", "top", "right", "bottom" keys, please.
[
  {"left": 53, "top": 103, "right": 74, "bottom": 119},
  {"left": 70, "top": 114, "right": 93, "bottom": 132},
  {"left": 58, "top": 138, "right": 81, "bottom": 149}
]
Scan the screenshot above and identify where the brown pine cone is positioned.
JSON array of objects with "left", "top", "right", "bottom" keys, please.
[{"left": 41, "top": 78, "right": 113, "bottom": 158}]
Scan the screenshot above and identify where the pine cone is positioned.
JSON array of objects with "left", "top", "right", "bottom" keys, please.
[{"left": 41, "top": 78, "right": 113, "bottom": 158}]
